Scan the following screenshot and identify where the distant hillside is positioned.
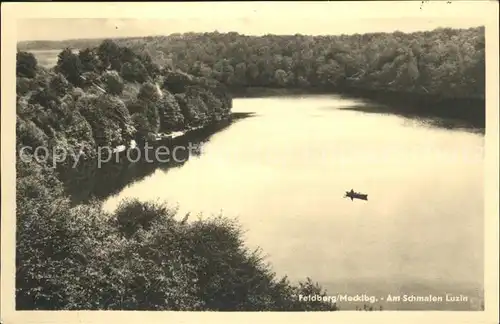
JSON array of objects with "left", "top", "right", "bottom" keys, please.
[{"left": 18, "top": 27, "right": 485, "bottom": 103}]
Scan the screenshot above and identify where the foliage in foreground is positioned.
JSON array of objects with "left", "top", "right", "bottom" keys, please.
[{"left": 16, "top": 158, "right": 336, "bottom": 310}]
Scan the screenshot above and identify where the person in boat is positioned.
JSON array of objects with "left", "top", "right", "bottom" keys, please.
[{"left": 345, "top": 189, "right": 355, "bottom": 197}]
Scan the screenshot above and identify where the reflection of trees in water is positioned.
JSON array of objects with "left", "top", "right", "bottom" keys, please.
[{"left": 65, "top": 120, "right": 238, "bottom": 204}]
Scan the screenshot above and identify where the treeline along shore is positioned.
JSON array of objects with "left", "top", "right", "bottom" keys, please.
[{"left": 15, "top": 26, "right": 484, "bottom": 311}]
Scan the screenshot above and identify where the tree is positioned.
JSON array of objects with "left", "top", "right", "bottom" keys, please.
[
  {"left": 17, "top": 51, "right": 38, "bottom": 78},
  {"left": 143, "top": 101, "right": 160, "bottom": 133},
  {"left": 55, "top": 48, "right": 83, "bottom": 87},
  {"left": 246, "top": 63, "right": 259, "bottom": 84},
  {"left": 131, "top": 113, "right": 153, "bottom": 140},
  {"left": 78, "top": 48, "right": 100, "bottom": 73},
  {"left": 316, "top": 60, "right": 344, "bottom": 88},
  {"left": 102, "top": 70, "right": 125, "bottom": 95},
  {"left": 163, "top": 71, "right": 194, "bottom": 94},
  {"left": 17, "top": 77, "right": 35, "bottom": 96},
  {"left": 97, "top": 39, "right": 122, "bottom": 71},
  {"left": 77, "top": 94, "right": 133, "bottom": 147},
  {"left": 138, "top": 51, "right": 161, "bottom": 78},
  {"left": 233, "top": 62, "right": 247, "bottom": 86},
  {"left": 158, "top": 90, "right": 185, "bottom": 131},
  {"left": 49, "top": 74, "right": 72, "bottom": 98},
  {"left": 120, "top": 60, "right": 150, "bottom": 83},
  {"left": 119, "top": 46, "right": 137, "bottom": 64},
  {"left": 274, "top": 69, "right": 288, "bottom": 87},
  {"left": 29, "top": 88, "right": 60, "bottom": 110},
  {"left": 138, "top": 82, "right": 161, "bottom": 102}
]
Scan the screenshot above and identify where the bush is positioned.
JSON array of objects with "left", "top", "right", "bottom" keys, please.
[{"left": 138, "top": 82, "right": 161, "bottom": 102}]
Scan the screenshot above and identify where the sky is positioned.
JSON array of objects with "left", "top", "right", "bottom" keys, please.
[{"left": 13, "top": 2, "right": 490, "bottom": 42}]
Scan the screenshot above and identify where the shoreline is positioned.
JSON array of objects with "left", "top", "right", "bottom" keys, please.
[
  {"left": 149, "top": 111, "right": 256, "bottom": 145},
  {"left": 65, "top": 112, "right": 256, "bottom": 203}
]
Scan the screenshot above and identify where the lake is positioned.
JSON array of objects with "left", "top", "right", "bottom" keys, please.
[{"left": 102, "top": 95, "right": 484, "bottom": 310}]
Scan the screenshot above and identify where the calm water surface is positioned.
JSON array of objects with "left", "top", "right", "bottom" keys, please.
[{"left": 103, "top": 95, "right": 484, "bottom": 309}]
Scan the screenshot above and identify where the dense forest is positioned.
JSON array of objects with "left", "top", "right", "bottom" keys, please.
[
  {"left": 16, "top": 40, "right": 340, "bottom": 311},
  {"left": 19, "top": 26, "right": 485, "bottom": 100},
  {"left": 18, "top": 26, "right": 486, "bottom": 128}
]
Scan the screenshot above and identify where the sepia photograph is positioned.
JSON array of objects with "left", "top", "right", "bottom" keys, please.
[{"left": 1, "top": 1, "right": 499, "bottom": 323}]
